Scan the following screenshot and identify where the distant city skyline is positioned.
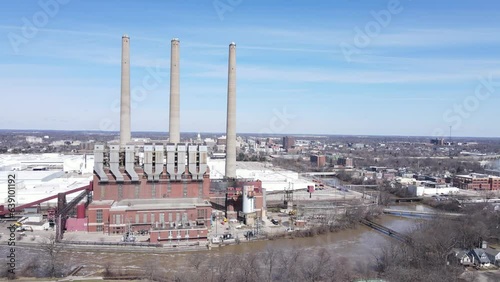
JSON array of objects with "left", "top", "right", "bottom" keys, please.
[
  {"left": 3, "top": 128, "right": 500, "bottom": 140},
  {"left": 1, "top": 0, "right": 499, "bottom": 137}
]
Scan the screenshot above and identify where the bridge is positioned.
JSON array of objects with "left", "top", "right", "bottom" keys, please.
[
  {"left": 300, "top": 172, "right": 339, "bottom": 177},
  {"left": 383, "top": 208, "right": 463, "bottom": 218},
  {"left": 345, "top": 185, "right": 379, "bottom": 188},
  {"left": 390, "top": 197, "right": 423, "bottom": 203},
  {"left": 360, "top": 218, "right": 412, "bottom": 244}
]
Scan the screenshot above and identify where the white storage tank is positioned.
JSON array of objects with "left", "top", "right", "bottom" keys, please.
[{"left": 242, "top": 185, "right": 255, "bottom": 213}]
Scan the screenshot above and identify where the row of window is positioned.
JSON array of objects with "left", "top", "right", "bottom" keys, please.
[
  {"left": 97, "top": 184, "right": 205, "bottom": 200},
  {"left": 93, "top": 224, "right": 207, "bottom": 234},
  {"left": 159, "top": 229, "right": 204, "bottom": 238},
  {"left": 95, "top": 209, "right": 208, "bottom": 224}
]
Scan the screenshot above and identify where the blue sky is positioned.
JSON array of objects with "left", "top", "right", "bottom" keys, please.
[{"left": 1, "top": 0, "right": 500, "bottom": 137}]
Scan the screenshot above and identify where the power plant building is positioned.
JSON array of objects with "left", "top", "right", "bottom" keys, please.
[
  {"left": 87, "top": 37, "right": 245, "bottom": 243},
  {"left": 0, "top": 36, "right": 268, "bottom": 244},
  {"left": 88, "top": 36, "right": 216, "bottom": 242},
  {"left": 212, "top": 179, "right": 266, "bottom": 226},
  {"left": 89, "top": 143, "right": 211, "bottom": 241}
]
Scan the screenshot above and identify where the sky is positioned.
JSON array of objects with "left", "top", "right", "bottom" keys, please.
[{"left": 1, "top": 0, "right": 500, "bottom": 137}]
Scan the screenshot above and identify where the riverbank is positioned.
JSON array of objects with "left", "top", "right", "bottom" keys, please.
[
  {"left": 1, "top": 200, "right": 431, "bottom": 281},
  {"left": 1, "top": 212, "right": 419, "bottom": 280}
]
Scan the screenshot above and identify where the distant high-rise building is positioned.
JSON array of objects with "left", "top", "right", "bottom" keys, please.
[
  {"left": 310, "top": 155, "right": 326, "bottom": 167},
  {"left": 430, "top": 138, "right": 445, "bottom": 146},
  {"left": 282, "top": 136, "right": 295, "bottom": 151},
  {"left": 337, "top": 157, "right": 353, "bottom": 168}
]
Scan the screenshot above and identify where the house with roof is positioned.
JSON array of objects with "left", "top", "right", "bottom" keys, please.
[
  {"left": 484, "top": 248, "right": 500, "bottom": 266},
  {"left": 469, "top": 249, "right": 491, "bottom": 267},
  {"left": 449, "top": 248, "right": 473, "bottom": 266}
]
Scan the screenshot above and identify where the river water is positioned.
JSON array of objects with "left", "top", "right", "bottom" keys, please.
[
  {"left": 136, "top": 204, "right": 429, "bottom": 260},
  {"left": 216, "top": 206, "right": 425, "bottom": 260},
  {"left": 58, "top": 212, "right": 421, "bottom": 273},
  {"left": 201, "top": 203, "right": 433, "bottom": 261},
  {"left": 4, "top": 204, "right": 431, "bottom": 275}
]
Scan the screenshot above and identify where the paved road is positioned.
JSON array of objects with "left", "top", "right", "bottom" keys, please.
[{"left": 461, "top": 269, "right": 500, "bottom": 282}]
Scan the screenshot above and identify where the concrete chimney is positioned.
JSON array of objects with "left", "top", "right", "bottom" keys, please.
[
  {"left": 169, "top": 38, "right": 180, "bottom": 144},
  {"left": 120, "top": 34, "right": 131, "bottom": 147},
  {"left": 225, "top": 42, "right": 237, "bottom": 179}
]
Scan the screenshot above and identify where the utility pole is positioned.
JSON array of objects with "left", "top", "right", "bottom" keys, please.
[
  {"left": 253, "top": 218, "right": 260, "bottom": 237},
  {"left": 449, "top": 125, "right": 452, "bottom": 158},
  {"left": 449, "top": 125, "right": 452, "bottom": 144},
  {"left": 256, "top": 219, "right": 259, "bottom": 235}
]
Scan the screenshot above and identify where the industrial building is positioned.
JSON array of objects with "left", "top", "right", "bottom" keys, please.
[
  {"left": 89, "top": 143, "right": 211, "bottom": 240},
  {"left": 0, "top": 154, "right": 93, "bottom": 206},
  {"left": 208, "top": 159, "right": 314, "bottom": 192},
  {"left": 454, "top": 173, "right": 500, "bottom": 190},
  {"left": 209, "top": 178, "right": 266, "bottom": 226},
  {"left": 84, "top": 36, "right": 216, "bottom": 242},
  {"left": 85, "top": 36, "right": 244, "bottom": 243},
  {"left": 0, "top": 35, "right": 269, "bottom": 244},
  {"left": 408, "top": 181, "right": 460, "bottom": 197},
  {"left": 0, "top": 153, "right": 94, "bottom": 173}
]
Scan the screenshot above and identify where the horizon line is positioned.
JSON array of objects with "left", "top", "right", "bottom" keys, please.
[{"left": 1, "top": 128, "right": 499, "bottom": 139}]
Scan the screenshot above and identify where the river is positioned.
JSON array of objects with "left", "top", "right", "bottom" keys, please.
[
  {"left": 215, "top": 205, "right": 426, "bottom": 260},
  {"left": 4, "top": 204, "right": 432, "bottom": 276},
  {"left": 92, "top": 204, "right": 429, "bottom": 269}
]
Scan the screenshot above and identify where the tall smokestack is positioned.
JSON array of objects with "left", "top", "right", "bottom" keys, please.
[
  {"left": 169, "top": 38, "right": 180, "bottom": 143},
  {"left": 225, "top": 42, "right": 237, "bottom": 179},
  {"left": 120, "top": 34, "right": 131, "bottom": 147}
]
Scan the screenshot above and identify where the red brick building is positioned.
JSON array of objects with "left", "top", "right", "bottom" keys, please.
[
  {"left": 210, "top": 180, "right": 266, "bottom": 225},
  {"left": 489, "top": 176, "right": 500, "bottom": 190},
  {"left": 282, "top": 136, "right": 295, "bottom": 152},
  {"left": 88, "top": 144, "right": 212, "bottom": 243},
  {"left": 310, "top": 155, "right": 326, "bottom": 167},
  {"left": 337, "top": 157, "right": 353, "bottom": 168},
  {"left": 453, "top": 173, "right": 500, "bottom": 190}
]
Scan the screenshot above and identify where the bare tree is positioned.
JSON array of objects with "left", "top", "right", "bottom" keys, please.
[
  {"left": 275, "top": 248, "right": 302, "bottom": 282},
  {"left": 374, "top": 243, "right": 401, "bottom": 273},
  {"left": 188, "top": 254, "right": 205, "bottom": 271},
  {"left": 299, "top": 248, "right": 332, "bottom": 282},
  {"left": 142, "top": 258, "right": 164, "bottom": 281},
  {"left": 329, "top": 257, "right": 354, "bottom": 282},
  {"left": 235, "top": 253, "right": 261, "bottom": 282},
  {"left": 102, "top": 260, "right": 114, "bottom": 278},
  {"left": 20, "top": 257, "right": 40, "bottom": 278},
  {"left": 261, "top": 246, "right": 281, "bottom": 282},
  {"left": 374, "top": 213, "right": 477, "bottom": 282},
  {"left": 39, "top": 234, "right": 66, "bottom": 277},
  {"left": 0, "top": 260, "right": 15, "bottom": 280}
]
